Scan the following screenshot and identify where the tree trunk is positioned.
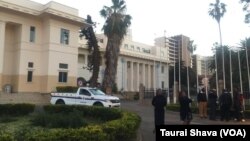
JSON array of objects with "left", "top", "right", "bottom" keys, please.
[
  {"left": 102, "top": 36, "right": 121, "bottom": 94},
  {"left": 88, "top": 27, "right": 100, "bottom": 87}
]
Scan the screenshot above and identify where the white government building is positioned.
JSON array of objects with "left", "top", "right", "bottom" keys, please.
[{"left": 0, "top": 0, "right": 192, "bottom": 93}]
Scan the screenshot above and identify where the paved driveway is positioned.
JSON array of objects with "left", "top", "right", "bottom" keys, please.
[{"left": 121, "top": 100, "right": 250, "bottom": 141}]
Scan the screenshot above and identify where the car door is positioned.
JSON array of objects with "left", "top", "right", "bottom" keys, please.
[{"left": 78, "top": 89, "right": 92, "bottom": 105}]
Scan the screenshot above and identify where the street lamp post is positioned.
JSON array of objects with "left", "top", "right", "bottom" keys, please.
[
  {"left": 229, "top": 49, "right": 233, "bottom": 99},
  {"left": 196, "top": 60, "right": 199, "bottom": 94},
  {"left": 238, "top": 50, "right": 243, "bottom": 94},
  {"left": 205, "top": 57, "right": 208, "bottom": 98},
  {"left": 245, "top": 47, "right": 250, "bottom": 104},
  {"left": 213, "top": 47, "right": 219, "bottom": 97},
  {"left": 186, "top": 46, "right": 190, "bottom": 98},
  {"left": 178, "top": 40, "right": 181, "bottom": 92}
]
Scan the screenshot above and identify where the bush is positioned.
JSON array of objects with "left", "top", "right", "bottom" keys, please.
[
  {"left": 23, "top": 110, "right": 141, "bottom": 141},
  {"left": 56, "top": 86, "right": 78, "bottom": 93},
  {"left": 0, "top": 129, "right": 14, "bottom": 141},
  {"left": 43, "top": 105, "right": 122, "bottom": 121},
  {"left": 102, "top": 112, "right": 141, "bottom": 141},
  {"left": 32, "top": 110, "right": 87, "bottom": 128},
  {"left": 166, "top": 104, "right": 199, "bottom": 113},
  {"left": 0, "top": 104, "right": 35, "bottom": 116},
  {"left": 0, "top": 116, "right": 17, "bottom": 123},
  {"left": 134, "top": 93, "right": 139, "bottom": 100}
]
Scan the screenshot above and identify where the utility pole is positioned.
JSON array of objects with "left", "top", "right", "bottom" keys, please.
[
  {"left": 174, "top": 40, "right": 177, "bottom": 103},
  {"left": 178, "top": 40, "right": 181, "bottom": 92}
]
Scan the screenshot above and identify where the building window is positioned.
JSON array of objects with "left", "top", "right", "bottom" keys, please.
[
  {"left": 58, "top": 72, "right": 67, "bottom": 82},
  {"left": 124, "top": 44, "right": 128, "bottom": 49},
  {"left": 59, "top": 63, "right": 68, "bottom": 69},
  {"left": 27, "top": 71, "right": 33, "bottom": 82},
  {"left": 28, "top": 62, "right": 34, "bottom": 68},
  {"left": 161, "top": 66, "right": 164, "bottom": 73},
  {"left": 58, "top": 63, "right": 68, "bottom": 83},
  {"left": 78, "top": 54, "right": 86, "bottom": 64},
  {"left": 60, "top": 28, "right": 69, "bottom": 45},
  {"left": 161, "top": 51, "right": 164, "bottom": 57},
  {"left": 137, "top": 47, "right": 140, "bottom": 51},
  {"left": 162, "top": 81, "right": 164, "bottom": 89},
  {"left": 131, "top": 45, "right": 134, "bottom": 50},
  {"left": 30, "top": 26, "right": 35, "bottom": 42}
]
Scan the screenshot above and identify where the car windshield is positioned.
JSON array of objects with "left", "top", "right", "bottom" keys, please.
[{"left": 89, "top": 89, "right": 106, "bottom": 95}]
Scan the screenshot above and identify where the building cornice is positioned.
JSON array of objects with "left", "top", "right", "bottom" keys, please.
[
  {"left": 0, "top": 0, "right": 87, "bottom": 25},
  {"left": 78, "top": 45, "right": 170, "bottom": 64}
]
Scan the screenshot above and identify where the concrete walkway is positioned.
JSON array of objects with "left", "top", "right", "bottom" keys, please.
[{"left": 121, "top": 100, "right": 250, "bottom": 141}]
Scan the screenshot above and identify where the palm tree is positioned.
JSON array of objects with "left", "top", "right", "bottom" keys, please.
[
  {"left": 100, "top": 0, "right": 132, "bottom": 94},
  {"left": 208, "top": 0, "right": 226, "bottom": 89},
  {"left": 80, "top": 15, "right": 101, "bottom": 87},
  {"left": 241, "top": 0, "right": 250, "bottom": 23}
]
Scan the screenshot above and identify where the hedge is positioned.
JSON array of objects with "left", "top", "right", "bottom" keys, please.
[
  {"left": 0, "top": 104, "right": 141, "bottom": 141},
  {"left": 0, "top": 104, "right": 35, "bottom": 116},
  {"left": 43, "top": 105, "right": 122, "bottom": 121},
  {"left": 23, "top": 111, "right": 141, "bottom": 141},
  {"left": 56, "top": 86, "right": 78, "bottom": 93}
]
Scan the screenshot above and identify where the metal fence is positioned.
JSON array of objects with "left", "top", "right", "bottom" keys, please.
[{"left": 143, "top": 88, "right": 173, "bottom": 102}]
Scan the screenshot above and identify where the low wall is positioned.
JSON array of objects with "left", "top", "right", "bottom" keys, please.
[{"left": 0, "top": 92, "right": 51, "bottom": 105}]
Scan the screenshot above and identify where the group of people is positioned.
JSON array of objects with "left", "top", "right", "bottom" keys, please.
[
  {"left": 152, "top": 89, "right": 193, "bottom": 126},
  {"left": 198, "top": 87, "right": 245, "bottom": 122},
  {"left": 152, "top": 87, "right": 246, "bottom": 128}
]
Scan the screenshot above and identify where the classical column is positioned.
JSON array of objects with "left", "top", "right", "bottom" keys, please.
[
  {"left": 124, "top": 60, "right": 128, "bottom": 91},
  {"left": 130, "top": 61, "right": 134, "bottom": 91},
  {"left": 142, "top": 63, "right": 145, "bottom": 87},
  {"left": 148, "top": 64, "right": 151, "bottom": 89},
  {"left": 152, "top": 63, "right": 156, "bottom": 96},
  {"left": 0, "top": 21, "right": 6, "bottom": 74},
  {"left": 137, "top": 62, "right": 139, "bottom": 91}
]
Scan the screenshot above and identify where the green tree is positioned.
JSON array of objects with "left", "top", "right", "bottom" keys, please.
[
  {"left": 208, "top": 0, "right": 227, "bottom": 89},
  {"left": 188, "top": 40, "right": 196, "bottom": 54},
  {"left": 100, "top": 0, "right": 132, "bottom": 93},
  {"left": 169, "top": 61, "right": 196, "bottom": 96},
  {"left": 241, "top": 0, "right": 250, "bottom": 23},
  {"left": 80, "top": 15, "right": 101, "bottom": 87},
  {"left": 209, "top": 44, "right": 244, "bottom": 91}
]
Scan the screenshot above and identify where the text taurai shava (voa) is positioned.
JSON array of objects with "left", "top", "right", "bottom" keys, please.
[{"left": 160, "top": 129, "right": 217, "bottom": 137}]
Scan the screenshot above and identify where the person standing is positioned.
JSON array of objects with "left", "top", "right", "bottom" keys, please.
[
  {"left": 152, "top": 89, "right": 167, "bottom": 131},
  {"left": 197, "top": 88, "right": 208, "bottom": 118},
  {"left": 208, "top": 89, "right": 217, "bottom": 120},
  {"left": 179, "top": 90, "right": 193, "bottom": 125},
  {"left": 233, "top": 88, "right": 245, "bottom": 122},
  {"left": 219, "top": 89, "right": 232, "bottom": 121}
]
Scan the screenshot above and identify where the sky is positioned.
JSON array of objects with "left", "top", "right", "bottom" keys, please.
[{"left": 31, "top": 0, "right": 249, "bottom": 56}]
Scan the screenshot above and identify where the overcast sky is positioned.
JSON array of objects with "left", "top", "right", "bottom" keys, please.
[{"left": 31, "top": 0, "right": 249, "bottom": 56}]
